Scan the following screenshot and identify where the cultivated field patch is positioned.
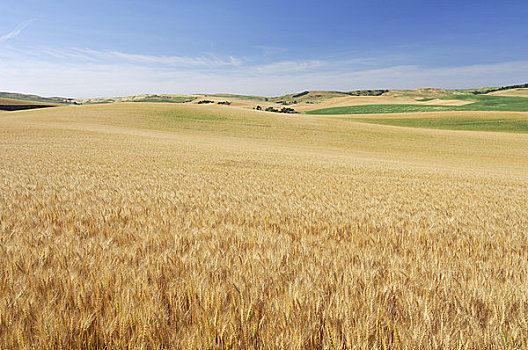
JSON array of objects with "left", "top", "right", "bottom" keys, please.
[
  {"left": 306, "top": 95, "right": 528, "bottom": 115},
  {"left": 337, "top": 112, "right": 528, "bottom": 133}
]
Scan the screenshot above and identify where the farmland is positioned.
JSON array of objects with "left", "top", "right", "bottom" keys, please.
[
  {"left": 1, "top": 102, "right": 528, "bottom": 348},
  {"left": 0, "top": 97, "right": 56, "bottom": 112},
  {"left": 305, "top": 95, "right": 528, "bottom": 115},
  {"left": 334, "top": 111, "right": 528, "bottom": 133}
]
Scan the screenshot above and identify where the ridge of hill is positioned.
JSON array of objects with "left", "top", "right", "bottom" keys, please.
[
  {"left": 1, "top": 83, "right": 526, "bottom": 110},
  {"left": 0, "top": 92, "right": 74, "bottom": 105},
  {"left": 76, "top": 94, "right": 197, "bottom": 104},
  {"left": 0, "top": 96, "right": 58, "bottom": 111}
]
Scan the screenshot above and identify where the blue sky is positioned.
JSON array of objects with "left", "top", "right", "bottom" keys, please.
[{"left": 1, "top": 0, "right": 527, "bottom": 97}]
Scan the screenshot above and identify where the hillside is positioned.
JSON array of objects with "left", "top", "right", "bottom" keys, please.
[
  {"left": 76, "top": 94, "right": 197, "bottom": 104},
  {"left": 1, "top": 103, "right": 527, "bottom": 348},
  {"left": 487, "top": 88, "right": 528, "bottom": 97},
  {"left": 0, "top": 97, "right": 57, "bottom": 111},
  {"left": 0, "top": 92, "right": 74, "bottom": 105},
  {"left": 2, "top": 83, "right": 528, "bottom": 115},
  {"left": 304, "top": 87, "right": 528, "bottom": 115}
]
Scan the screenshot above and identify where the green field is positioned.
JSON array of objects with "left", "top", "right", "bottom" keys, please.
[
  {"left": 341, "top": 115, "right": 528, "bottom": 133},
  {"left": 306, "top": 95, "right": 528, "bottom": 115}
]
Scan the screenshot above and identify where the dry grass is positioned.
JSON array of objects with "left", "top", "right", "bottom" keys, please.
[
  {"left": 488, "top": 88, "right": 528, "bottom": 97},
  {"left": 1, "top": 104, "right": 528, "bottom": 348}
]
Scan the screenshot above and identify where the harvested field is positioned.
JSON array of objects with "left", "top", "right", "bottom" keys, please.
[
  {"left": 1, "top": 103, "right": 527, "bottom": 348},
  {"left": 488, "top": 88, "right": 528, "bottom": 97}
]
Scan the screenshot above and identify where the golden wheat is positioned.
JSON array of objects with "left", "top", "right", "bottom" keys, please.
[{"left": 0, "top": 104, "right": 527, "bottom": 348}]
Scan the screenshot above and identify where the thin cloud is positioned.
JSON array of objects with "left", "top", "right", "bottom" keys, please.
[
  {"left": 255, "top": 60, "right": 325, "bottom": 74},
  {"left": 0, "top": 20, "right": 32, "bottom": 43},
  {"left": 0, "top": 42, "right": 527, "bottom": 97},
  {"left": 253, "top": 45, "right": 288, "bottom": 56},
  {"left": 38, "top": 47, "right": 244, "bottom": 68},
  {"left": 106, "top": 50, "right": 243, "bottom": 67}
]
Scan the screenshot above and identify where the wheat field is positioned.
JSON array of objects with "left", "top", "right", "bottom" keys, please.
[{"left": 1, "top": 103, "right": 528, "bottom": 348}]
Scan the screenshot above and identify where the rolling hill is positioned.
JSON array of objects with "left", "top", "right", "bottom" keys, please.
[
  {"left": 0, "top": 91, "right": 74, "bottom": 104},
  {"left": 1, "top": 101, "right": 527, "bottom": 348},
  {"left": 0, "top": 97, "right": 57, "bottom": 111}
]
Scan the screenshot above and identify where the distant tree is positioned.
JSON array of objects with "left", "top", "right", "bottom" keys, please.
[
  {"left": 293, "top": 91, "right": 309, "bottom": 98},
  {"left": 280, "top": 107, "right": 297, "bottom": 114}
]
